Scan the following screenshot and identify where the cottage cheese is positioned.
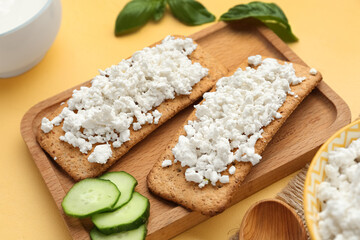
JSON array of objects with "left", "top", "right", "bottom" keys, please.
[
  {"left": 153, "top": 110, "right": 162, "bottom": 124},
  {"left": 41, "top": 36, "right": 208, "bottom": 164},
  {"left": 41, "top": 117, "right": 53, "bottom": 133},
  {"left": 309, "top": 68, "right": 318, "bottom": 75},
  {"left": 161, "top": 159, "right": 172, "bottom": 168},
  {"left": 88, "top": 144, "right": 112, "bottom": 164},
  {"left": 229, "top": 166, "right": 236, "bottom": 175},
  {"left": 248, "top": 55, "right": 262, "bottom": 66},
  {"left": 169, "top": 57, "right": 306, "bottom": 187},
  {"left": 317, "top": 138, "right": 360, "bottom": 240}
]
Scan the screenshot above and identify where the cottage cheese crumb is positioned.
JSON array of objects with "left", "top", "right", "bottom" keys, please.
[
  {"left": 309, "top": 68, "right": 318, "bottom": 75},
  {"left": 161, "top": 159, "right": 172, "bottom": 168},
  {"left": 133, "top": 122, "right": 141, "bottom": 131},
  {"left": 248, "top": 55, "right": 262, "bottom": 66},
  {"left": 172, "top": 56, "right": 306, "bottom": 187},
  {"left": 112, "top": 140, "right": 121, "bottom": 148},
  {"left": 185, "top": 169, "right": 203, "bottom": 183},
  {"left": 229, "top": 166, "right": 236, "bottom": 175},
  {"left": 41, "top": 117, "right": 53, "bottom": 133},
  {"left": 153, "top": 110, "right": 162, "bottom": 124},
  {"left": 40, "top": 36, "right": 208, "bottom": 164},
  {"left": 219, "top": 175, "right": 229, "bottom": 183},
  {"left": 317, "top": 138, "right": 360, "bottom": 240},
  {"left": 88, "top": 144, "right": 112, "bottom": 164},
  {"left": 51, "top": 116, "right": 62, "bottom": 126}
]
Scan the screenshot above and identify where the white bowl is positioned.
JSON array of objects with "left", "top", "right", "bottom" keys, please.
[{"left": 0, "top": 0, "right": 62, "bottom": 78}]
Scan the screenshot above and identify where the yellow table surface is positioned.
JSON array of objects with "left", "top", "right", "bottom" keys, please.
[{"left": 1, "top": 0, "right": 360, "bottom": 239}]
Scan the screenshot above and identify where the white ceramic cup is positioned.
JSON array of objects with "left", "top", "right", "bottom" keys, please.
[{"left": 0, "top": 0, "right": 62, "bottom": 78}]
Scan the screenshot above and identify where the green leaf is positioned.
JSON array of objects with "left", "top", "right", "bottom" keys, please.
[
  {"left": 153, "top": 0, "right": 166, "bottom": 22},
  {"left": 263, "top": 21, "right": 298, "bottom": 42},
  {"left": 220, "top": 1, "right": 298, "bottom": 42},
  {"left": 115, "top": 0, "right": 157, "bottom": 36},
  {"left": 167, "top": 0, "right": 216, "bottom": 26}
]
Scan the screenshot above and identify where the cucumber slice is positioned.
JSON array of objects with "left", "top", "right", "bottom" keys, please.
[
  {"left": 90, "top": 224, "right": 147, "bottom": 240},
  {"left": 92, "top": 192, "right": 150, "bottom": 234},
  {"left": 62, "top": 179, "right": 120, "bottom": 218},
  {"left": 99, "top": 171, "right": 138, "bottom": 210}
]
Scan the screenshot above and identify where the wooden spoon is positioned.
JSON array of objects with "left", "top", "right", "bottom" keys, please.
[{"left": 239, "top": 199, "right": 307, "bottom": 240}]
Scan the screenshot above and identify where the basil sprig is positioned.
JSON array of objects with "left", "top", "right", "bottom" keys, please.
[
  {"left": 220, "top": 2, "right": 298, "bottom": 42},
  {"left": 115, "top": 1, "right": 298, "bottom": 43},
  {"left": 115, "top": 0, "right": 215, "bottom": 36}
]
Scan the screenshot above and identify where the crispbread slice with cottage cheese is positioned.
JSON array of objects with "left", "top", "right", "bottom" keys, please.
[
  {"left": 147, "top": 57, "right": 322, "bottom": 216},
  {"left": 37, "top": 36, "right": 228, "bottom": 181}
]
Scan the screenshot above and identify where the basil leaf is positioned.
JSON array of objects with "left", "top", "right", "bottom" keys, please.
[
  {"left": 262, "top": 21, "right": 298, "bottom": 42},
  {"left": 115, "top": 0, "right": 156, "bottom": 36},
  {"left": 220, "top": 1, "right": 298, "bottom": 42},
  {"left": 153, "top": 0, "right": 166, "bottom": 21},
  {"left": 167, "top": 0, "right": 215, "bottom": 26}
]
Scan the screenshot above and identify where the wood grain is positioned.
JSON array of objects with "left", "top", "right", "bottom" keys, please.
[
  {"left": 239, "top": 199, "right": 307, "bottom": 240},
  {"left": 20, "top": 19, "right": 351, "bottom": 240}
]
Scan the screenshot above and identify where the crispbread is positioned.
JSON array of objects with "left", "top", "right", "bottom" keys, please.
[
  {"left": 147, "top": 58, "right": 323, "bottom": 216},
  {"left": 37, "top": 36, "right": 228, "bottom": 181}
]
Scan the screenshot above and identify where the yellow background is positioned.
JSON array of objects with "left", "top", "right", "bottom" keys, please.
[{"left": 1, "top": 0, "right": 359, "bottom": 239}]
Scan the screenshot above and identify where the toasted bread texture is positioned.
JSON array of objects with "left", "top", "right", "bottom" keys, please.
[
  {"left": 147, "top": 59, "right": 322, "bottom": 216},
  {"left": 37, "top": 36, "right": 228, "bottom": 181}
]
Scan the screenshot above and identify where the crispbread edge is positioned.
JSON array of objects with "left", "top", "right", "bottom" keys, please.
[
  {"left": 37, "top": 36, "right": 228, "bottom": 181},
  {"left": 147, "top": 58, "right": 323, "bottom": 216}
]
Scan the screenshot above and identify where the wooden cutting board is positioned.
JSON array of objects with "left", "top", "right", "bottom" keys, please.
[{"left": 20, "top": 19, "right": 351, "bottom": 240}]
